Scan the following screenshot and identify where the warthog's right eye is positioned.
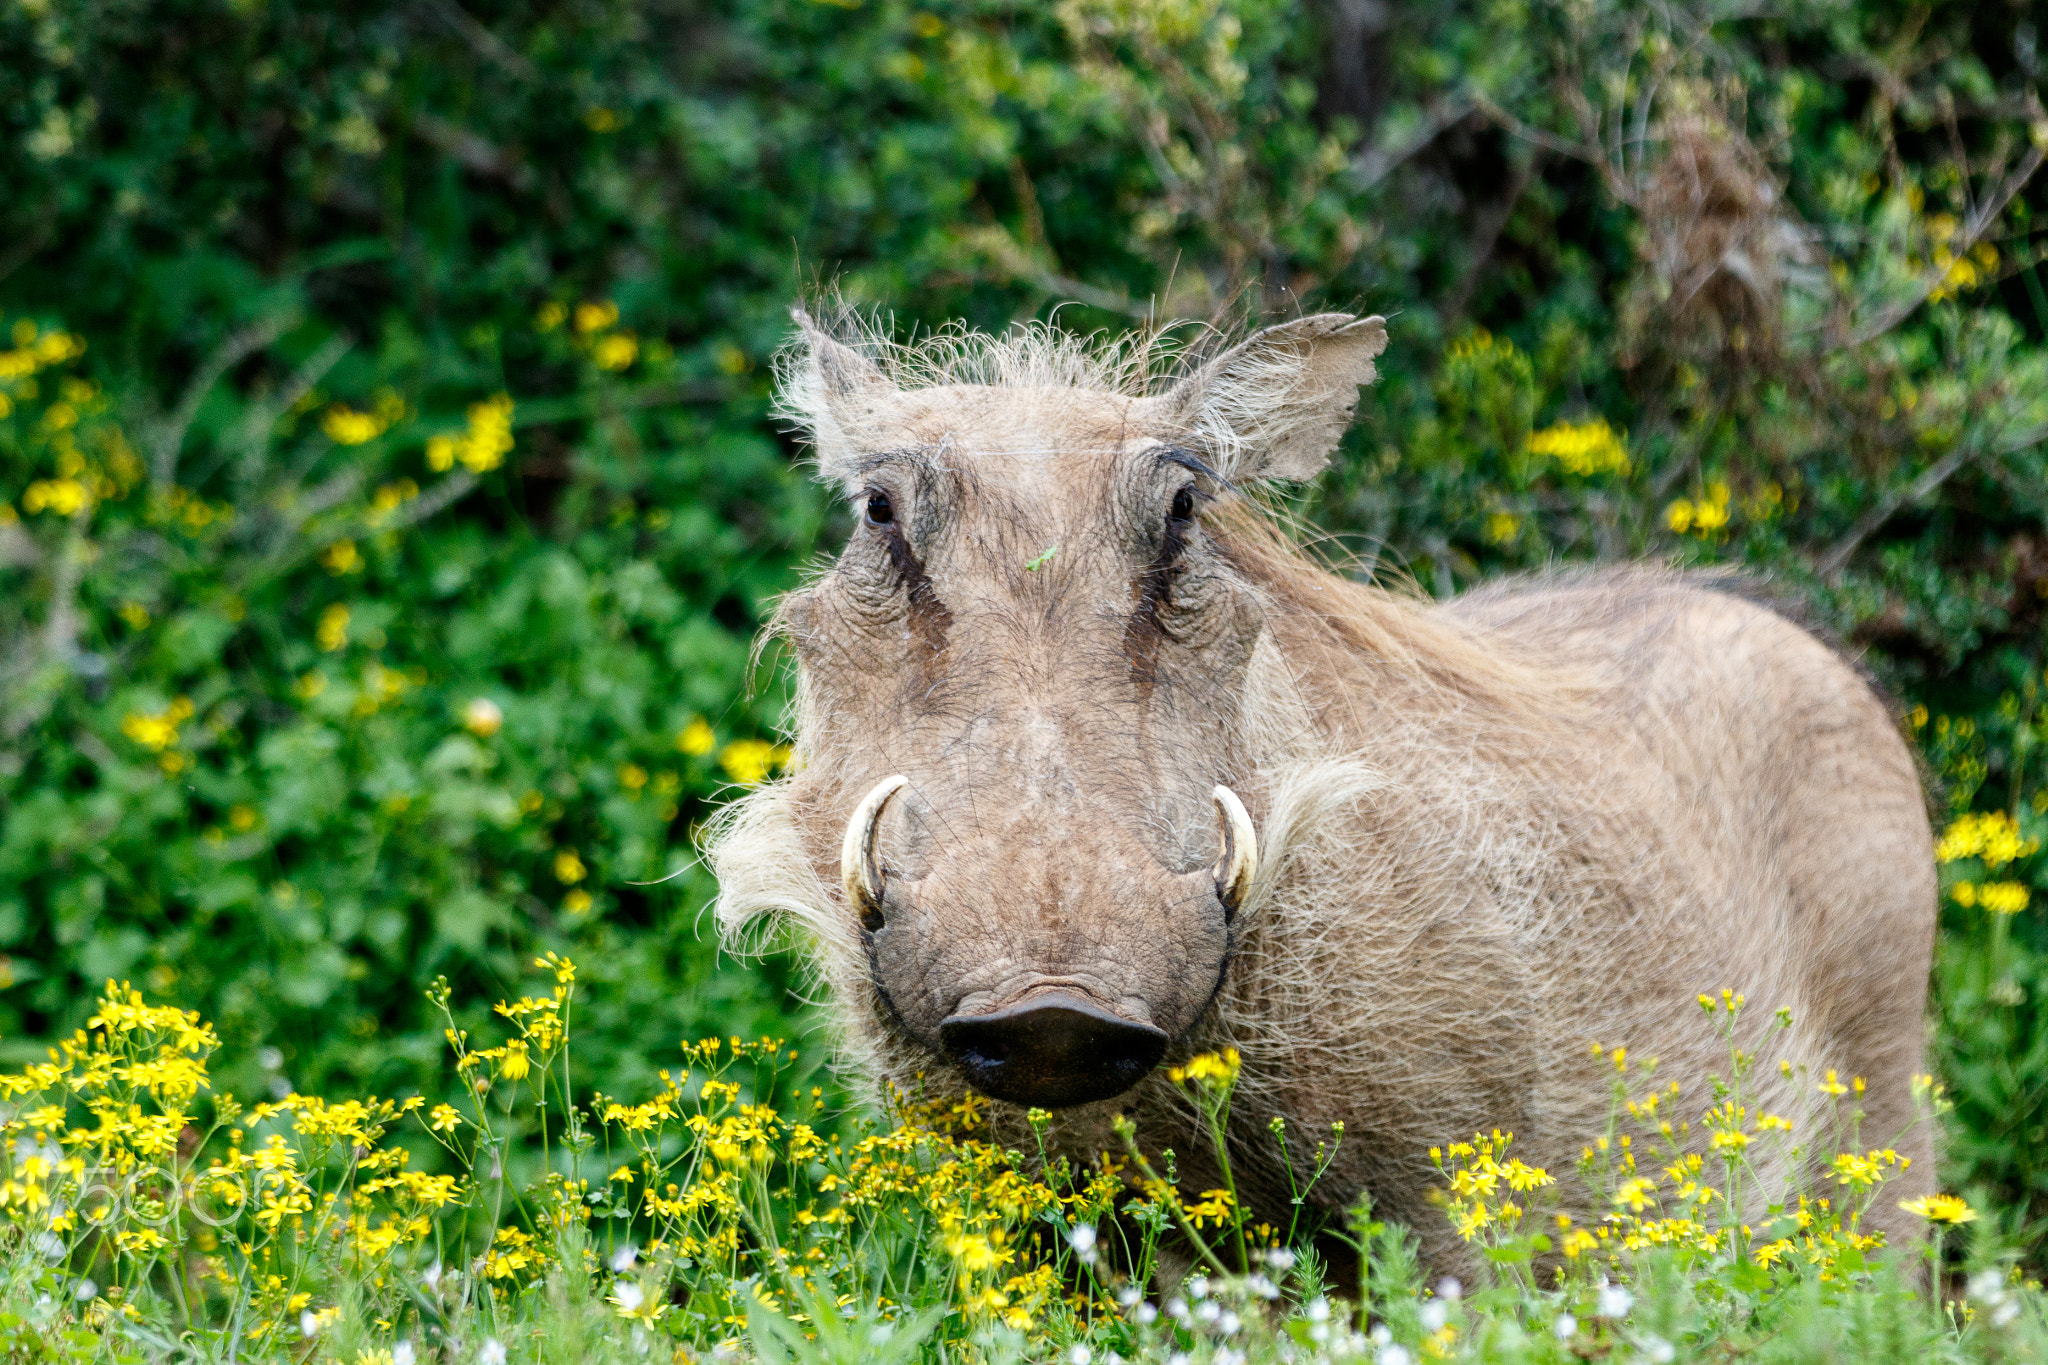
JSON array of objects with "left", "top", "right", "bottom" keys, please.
[{"left": 864, "top": 490, "right": 895, "bottom": 526}]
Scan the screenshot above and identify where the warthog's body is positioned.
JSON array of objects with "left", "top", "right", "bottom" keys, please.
[{"left": 709, "top": 312, "right": 1937, "bottom": 1272}]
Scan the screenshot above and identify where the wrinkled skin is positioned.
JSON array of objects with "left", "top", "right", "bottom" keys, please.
[{"left": 784, "top": 388, "right": 1261, "bottom": 1071}]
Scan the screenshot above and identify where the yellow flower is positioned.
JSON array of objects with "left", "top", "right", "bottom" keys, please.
[
  {"left": 574, "top": 301, "right": 620, "bottom": 335},
  {"left": 322, "top": 405, "right": 388, "bottom": 446},
  {"left": 1166, "top": 1049, "right": 1241, "bottom": 1086},
  {"left": 425, "top": 395, "right": 516, "bottom": 476},
  {"left": 564, "top": 889, "right": 594, "bottom": 915},
  {"left": 22, "top": 479, "right": 89, "bottom": 517},
  {"left": 428, "top": 1104, "right": 463, "bottom": 1133},
  {"left": 317, "top": 604, "right": 351, "bottom": 652},
  {"left": 1978, "top": 882, "right": 2030, "bottom": 914},
  {"left": 121, "top": 698, "right": 194, "bottom": 753},
  {"left": 1483, "top": 511, "right": 1519, "bottom": 544},
  {"left": 677, "top": 718, "right": 716, "bottom": 755},
  {"left": 321, "top": 539, "right": 362, "bottom": 575},
  {"left": 1899, "top": 1193, "right": 1975, "bottom": 1224},
  {"left": 555, "top": 850, "right": 587, "bottom": 884},
  {"left": 718, "top": 738, "right": 789, "bottom": 786},
  {"left": 592, "top": 333, "right": 638, "bottom": 371},
  {"left": 1527, "top": 417, "right": 1630, "bottom": 477},
  {"left": 1937, "top": 811, "right": 2037, "bottom": 866}
]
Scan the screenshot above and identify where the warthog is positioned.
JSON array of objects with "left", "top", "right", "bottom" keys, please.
[{"left": 708, "top": 309, "right": 1937, "bottom": 1270}]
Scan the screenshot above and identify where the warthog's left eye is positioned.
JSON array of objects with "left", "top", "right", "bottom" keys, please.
[
  {"left": 1169, "top": 485, "right": 1196, "bottom": 526},
  {"left": 864, "top": 490, "right": 895, "bottom": 526}
]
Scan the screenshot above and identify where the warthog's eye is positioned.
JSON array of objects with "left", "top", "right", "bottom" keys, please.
[
  {"left": 864, "top": 490, "right": 895, "bottom": 527},
  {"left": 1169, "top": 485, "right": 1196, "bottom": 526}
]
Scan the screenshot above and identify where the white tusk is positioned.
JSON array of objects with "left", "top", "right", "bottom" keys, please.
[
  {"left": 841, "top": 775, "right": 908, "bottom": 928},
  {"left": 1211, "top": 785, "right": 1258, "bottom": 915}
]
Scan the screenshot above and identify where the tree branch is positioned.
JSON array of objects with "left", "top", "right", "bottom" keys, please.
[
  {"left": 1817, "top": 420, "right": 2048, "bottom": 578},
  {"left": 1841, "top": 135, "right": 2046, "bottom": 349}
]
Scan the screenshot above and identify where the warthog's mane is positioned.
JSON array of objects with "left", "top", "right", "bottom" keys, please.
[{"left": 772, "top": 307, "right": 1375, "bottom": 483}]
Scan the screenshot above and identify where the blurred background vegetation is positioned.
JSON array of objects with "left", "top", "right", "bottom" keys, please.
[{"left": 3, "top": 0, "right": 2047, "bottom": 1260}]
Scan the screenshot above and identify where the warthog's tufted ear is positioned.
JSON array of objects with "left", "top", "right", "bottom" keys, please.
[
  {"left": 1140, "top": 313, "right": 1388, "bottom": 484},
  {"left": 779, "top": 307, "right": 900, "bottom": 486}
]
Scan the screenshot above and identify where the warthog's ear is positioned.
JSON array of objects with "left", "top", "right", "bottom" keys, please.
[
  {"left": 1143, "top": 313, "right": 1388, "bottom": 483},
  {"left": 780, "top": 307, "right": 899, "bottom": 486}
]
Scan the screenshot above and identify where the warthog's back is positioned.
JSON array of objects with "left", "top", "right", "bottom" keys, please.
[
  {"left": 1445, "top": 568, "right": 1934, "bottom": 1017},
  {"left": 1431, "top": 567, "right": 1937, "bottom": 1253}
]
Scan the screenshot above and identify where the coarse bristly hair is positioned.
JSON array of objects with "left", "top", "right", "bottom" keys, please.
[
  {"left": 706, "top": 309, "right": 1940, "bottom": 1278},
  {"left": 771, "top": 304, "right": 1384, "bottom": 485}
]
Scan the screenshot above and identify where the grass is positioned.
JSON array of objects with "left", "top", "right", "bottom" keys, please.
[{"left": 2, "top": 949, "right": 2045, "bottom": 1365}]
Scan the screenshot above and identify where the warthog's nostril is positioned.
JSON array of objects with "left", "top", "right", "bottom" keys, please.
[{"left": 938, "top": 989, "right": 1169, "bottom": 1109}]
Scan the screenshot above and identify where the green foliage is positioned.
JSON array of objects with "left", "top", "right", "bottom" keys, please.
[{"left": 4, "top": 0, "right": 2048, "bottom": 1284}]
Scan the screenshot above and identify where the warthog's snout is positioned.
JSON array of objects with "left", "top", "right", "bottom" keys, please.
[{"left": 938, "top": 988, "right": 1168, "bottom": 1109}]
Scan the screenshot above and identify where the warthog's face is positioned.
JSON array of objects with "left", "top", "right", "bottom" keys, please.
[{"left": 777, "top": 312, "right": 1385, "bottom": 1109}]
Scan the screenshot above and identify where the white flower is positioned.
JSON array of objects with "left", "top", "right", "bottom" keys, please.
[
  {"left": 1373, "top": 1345, "right": 1411, "bottom": 1365},
  {"left": 1069, "top": 1224, "right": 1098, "bottom": 1262},
  {"left": 34, "top": 1233, "right": 64, "bottom": 1260},
  {"left": 1248, "top": 1273, "right": 1280, "bottom": 1299},
  {"left": 1434, "top": 1276, "right": 1463, "bottom": 1302},
  {"left": 479, "top": 1338, "right": 507, "bottom": 1365},
  {"left": 394, "top": 1342, "right": 417, "bottom": 1365},
  {"left": 300, "top": 1311, "right": 321, "bottom": 1339},
  {"left": 1369, "top": 1325, "right": 1392, "bottom": 1346},
  {"left": 73, "top": 1279, "right": 96, "bottom": 1301},
  {"left": 1310, "top": 1324, "right": 1331, "bottom": 1344},
  {"left": 1217, "top": 1350, "right": 1245, "bottom": 1365},
  {"left": 610, "top": 1244, "right": 639, "bottom": 1273},
  {"left": 1068, "top": 1346, "right": 1092, "bottom": 1365},
  {"left": 1136, "top": 1304, "right": 1158, "bottom": 1326},
  {"left": 1117, "top": 1286, "right": 1143, "bottom": 1308},
  {"left": 614, "top": 1283, "right": 646, "bottom": 1312},
  {"left": 1266, "top": 1247, "right": 1297, "bottom": 1271},
  {"left": 1165, "top": 1298, "right": 1190, "bottom": 1322},
  {"left": 463, "top": 697, "right": 505, "bottom": 737},
  {"left": 1991, "top": 1299, "right": 2021, "bottom": 1328},
  {"left": 1554, "top": 1312, "right": 1578, "bottom": 1340},
  {"left": 1637, "top": 1334, "right": 1676, "bottom": 1364},
  {"left": 1598, "top": 1283, "right": 1635, "bottom": 1319},
  {"left": 1196, "top": 1300, "right": 1222, "bottom": 1324},
  {"left": 257, "top": 1046, "right": 284, "bottom": 1070},
  {"left": 423, "top": 1263, "right": 444, "bottom": 1290},
  {"left": 1419, "top": 1300, "right": 1448, "bottom": 1332},
  {"left": 1968, "top": 1270, "right": 2009, "bottom": 1304},
  {"left": 1307, "top": 1298, "right": 1332, "bottom": 1324},
  {"left": 1187, "top": 1275, "right": 1210, "bottom": 1298},
  {"left": 1219, "top": 1311, "right": 1242, "bottom": 1336},
  {"left": 1167, "top": 1354, "right": 1191, "bottom": 1365}
]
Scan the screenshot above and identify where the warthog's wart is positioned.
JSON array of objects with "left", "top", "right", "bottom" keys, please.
[{"left": 707, "top": 306, "right": 1937, "bottom": 1273}]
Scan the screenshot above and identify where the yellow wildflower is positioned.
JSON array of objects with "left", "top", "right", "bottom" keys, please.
[
  {"left": 1527, "top": 417, "right": 1630, "bottom": 477},
  {"left": 1898, "top": 1193, "right": 1976, "bottom": 1224}
]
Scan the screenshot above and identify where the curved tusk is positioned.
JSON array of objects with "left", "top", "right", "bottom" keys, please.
[
  {"left": 841, "top": 775, "right": 909, "bottom": 931},
  {"left": 1211, "top": 785, "right": 1258, "bottom": 918}
]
